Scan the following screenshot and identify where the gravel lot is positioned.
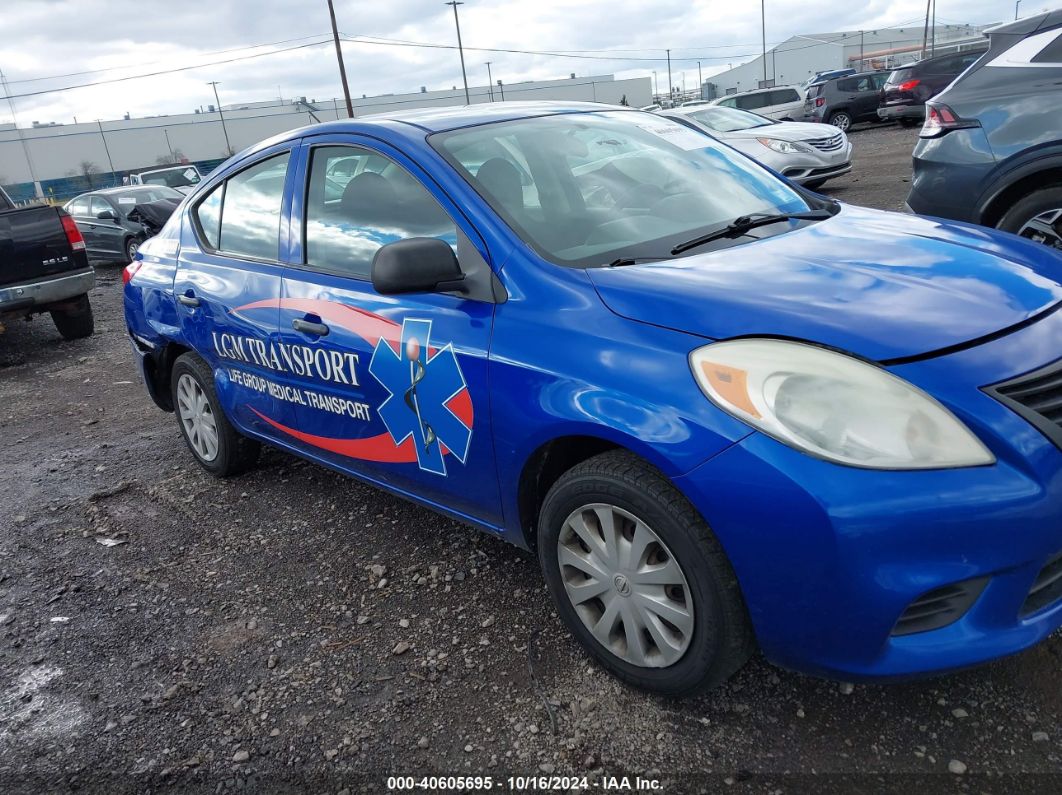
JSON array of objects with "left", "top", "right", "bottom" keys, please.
[{"left": 1, "top": 123, "right": 1060, "bottom": 794}]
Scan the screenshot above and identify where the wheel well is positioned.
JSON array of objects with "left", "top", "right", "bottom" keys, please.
[
  {"left": 981, "top": 168, "right": 1062, "bottom": 228},
  {"left": 145, "top": 342, "right": 191, "bottom": 411},
  {"left": 516, "top": 436, "right": 620, "bottom": 550}
]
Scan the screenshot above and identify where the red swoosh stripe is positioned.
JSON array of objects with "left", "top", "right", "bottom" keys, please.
[{"left": 252, "top": 408, "right": 418, "bottom": 463}]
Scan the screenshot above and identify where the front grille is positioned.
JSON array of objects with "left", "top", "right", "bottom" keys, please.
[
  {"left": 892, "top": 577, "right": 988, "bottom": 636},
  {"left": 1021, "top": 552, "right": 1062, "bottom": 618},
  {"left": 985, "top": 358, "right": 1062, "bottom": 449},
  {"left": 805, "top": 133, "right": 844, "bottom": 151}
]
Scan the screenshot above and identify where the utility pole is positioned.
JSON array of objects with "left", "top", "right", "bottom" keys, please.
[
  {"left": 921, "top": 0, "right": 931, "bottom": 58},
  {"left": 445, "top": 1, "right": 471, "bottom": 104},
  {"left": 931, "top": 0, "right": 937, "bottom": 55},
  {"left": 666, "top": 49, "right": 673, "bottom": 98},
  {"left": 207, "top": 82, "right": 233, "bottom": 156},
  {"left": 860, "top": 30, "right": 864, "bottom": 70},
  {"left": 485, "top": 61, "right": 494, "bottom": 101},
  {"left": 326, "top": 0, "right": 353, "bottom": 117},
  {"left": 96, "top": 120, "right": 117, "bottom": 185},
  {"left": 1, "top": 68, "right": 43, "bottom": 198},
  {"left": 761, "top": 0, "right": 767, "bottom": 85},
  {"left": 497, "top": 79, "right": 505, "bottom": 101},
  {"left": 164, "top": 128, "right": 175, "bottom": 162}
]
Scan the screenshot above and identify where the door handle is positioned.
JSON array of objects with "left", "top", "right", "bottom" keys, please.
[
  {"left": 292, "top": 317, "right": 330, "bottom": 337},
  {"left": 178, "top": 293, "right": 200, "bottom": 307}
]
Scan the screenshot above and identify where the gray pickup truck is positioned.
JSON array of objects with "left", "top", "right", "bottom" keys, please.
[{"left": 0, "top": 186, "right": 95, "bottom": 339}]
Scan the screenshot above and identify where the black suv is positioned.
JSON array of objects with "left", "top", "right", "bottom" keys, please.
[
  {"left": 803, "top": 71, "right": 890, "bottom": 131},
  {"left": 907, "top": 10, "right": 1062, "bottom": 250},
  {"left": 878, "top": 47, "right": 988, "bottom": 127}
]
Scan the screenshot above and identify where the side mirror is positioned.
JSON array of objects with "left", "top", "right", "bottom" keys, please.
[
  {"left": 371, "top": 237, "right": 465, "bottom": 295},
  {"left": 96, "top": 209, "right": 118, "bottom": 221}
]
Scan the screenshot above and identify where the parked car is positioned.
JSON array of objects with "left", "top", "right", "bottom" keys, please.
[
  {"left": 663, "top": 105, "right": 851, "bottom": 188},
  {"left": 878, "top": 47, "right": 988, "bottom": 126},
  {"left": 803, "top": 71, "right": 890, "bottom": 131},
  {"left": 712, "top": 86, "right": 805, "bottom": 121},
  {"left": 0, "top": 186, "right": 95, "bottom": 340},
  {"left": 907, "top": 10, "right": 1062, "bottom": 250},
  {"left": 125, "top": 102, "right": 1062, "bottom": 697},
  {"left": 64, "top": 185, "right": 183, "bottom": 264},
  {"left": 799, "top": 68, "right": 857, "bottom": 92},
  {"left": 126, "top": 164, "right": 204, "bottom": 195}
]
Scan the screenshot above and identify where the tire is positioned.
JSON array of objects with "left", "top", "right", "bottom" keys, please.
[
  {"left": 827, "top": 111, "right": 852, "bottom": 132},
  {"left": 538, "top": 450, "right": 754, "bottom": 696},
  {"left": 803, "top": 178, "right": 828, "bottom": 191},
  {"left": 124, "top": 236, "right": 142, "bottom": 265},
  {"left": 996, "top": 185, "right": 1062, "bottom": 251},
  {"left": 50, "top": 294, "right": 94, "bottom": 340},
  {"left": 170, "top": 352, "right": 260, "bottom": 477}
]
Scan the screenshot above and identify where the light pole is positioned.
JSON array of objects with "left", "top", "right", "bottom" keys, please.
[
  {"left": 697, "top": 61, "right": 702, "bottom": 93},
  {"left": 1015, "top": 0, "right": 1021, "bottom": 19},
  {"left": 207, "top": 81, "right": 233, "bottom": 156},
  {"left": 96, "top": 120, "right": 116, "bottom": 184},
  {"left": 485, "top": 61, "right": 494, "bottom": 101},
  {"left": 445, "top": 1, "right": 471, "bottom": 104},
  {"left": 666, "top": 49, "right": 673, "bottom": 99},
  {"left": 496, "top": 79, "right": 505, "bottom": 101},
  {"left": 652, "top": 70, "right": 658, "bottom": 98},
  {"left": 761, "top": 0, "right": 767, "bottom": 85},
  {"left": 164, "top": 128, "right": 175, "bottom": 162},
  {"left": 325, "top": 0, "right": 353, "bottom": 117}
]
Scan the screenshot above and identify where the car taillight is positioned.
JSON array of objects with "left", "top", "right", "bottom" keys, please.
[
  {"left": 123, "top": 261, "right": 143, "bottom": 285},
  {"left": 60, "top": 214, "right": 86, "bottom": 252},
  {"left": 815, "top": 97, "right": 825, "bottom": 107},
  {"left": 898, "top": 79, "right": 921, "bottom": 91},
  {"left": 920, "top": 103, "right": 978, "bottom": 138}
]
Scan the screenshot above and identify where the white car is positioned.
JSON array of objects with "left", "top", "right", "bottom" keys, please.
[
  {"left": 126, "top": 165, "right": 204, "bottom": 196},
  {"left": 662, "top": 105, "right": 852, "bottom": 189},
  {"left": 712, "top": 86, "right": 805, "bottom": 121}
]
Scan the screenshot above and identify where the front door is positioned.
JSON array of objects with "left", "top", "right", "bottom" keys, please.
[
  {"left": 89, "top": 196, "right": 126, "bottom": 259},
  {"left": 273, "top": 138, "right": 501, "bottom": 527}
]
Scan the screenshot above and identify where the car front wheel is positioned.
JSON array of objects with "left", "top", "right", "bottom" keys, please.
[
  {"left": 997, "top": 186, "right": 1062, "bottom": 251},
  {"left": 170, "top": 352, "right": 260, "bottom": 477},
  {"left": 538, "top": 451, "right": 754, "bottom": 696},
  {"left": 125, "top": 237, "right": 142, "bottom": 264}
]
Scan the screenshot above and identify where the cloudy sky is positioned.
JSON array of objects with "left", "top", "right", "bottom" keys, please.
[{"left": 0, "top": 0, "right": 1030, "bottom": 125}]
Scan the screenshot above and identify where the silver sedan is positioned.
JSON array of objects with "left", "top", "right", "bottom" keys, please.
[{"left": 661, "top": 105, "right": 852, "bottom": 189}]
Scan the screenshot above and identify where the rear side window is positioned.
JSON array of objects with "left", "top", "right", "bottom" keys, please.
[
  {"left": 67, "top": 197, "right": 89, "bottom": 216},
  {"left": 735, "top": 92, "right": 769, "bottom": 110},
  {"left": 886, "top": 68, "right": 914, "bottom": 84},
  {"left": 200, "top": 152, "right": 290, "bottom": 261},
  {"left": 303, "top": 145, "right": 456, "bottom": 279},
  {"left": 1032, "top": 31, "right": 1062, "bottom": 63},
  {"left": 771, "top": 88, "right": 800, "bottom": 104}
]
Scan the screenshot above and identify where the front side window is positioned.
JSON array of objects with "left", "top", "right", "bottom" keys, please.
[
  {"left": 196, "top": 183, "right": 224, "bottom": 249},
  {"left": 89, "top": 197, "right": 112, "bottom": 218},
  {"left": 216, "top": 153, "right": 290, "bottom": 261},
  {"left": 303, "top": 146, "right": 456, "bottom": 279},
  {"left": 434, "top": 110, "right": 809, "bottom": 268}
]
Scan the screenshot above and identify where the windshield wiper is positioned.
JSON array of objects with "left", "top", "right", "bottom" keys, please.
[
  {"left": 670, "top": 209, "right": 833, "bottom": 255},
  {"left": 605, "top": 256, "right": 669, "bottom": 267}
]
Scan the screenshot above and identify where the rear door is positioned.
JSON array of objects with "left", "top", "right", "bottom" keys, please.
[
  {"left": 273, "top": 135, "right": 501, "bottom": 526},
  {"left": 174, "top": 144, "right": 300, "bottom": 446},
  {"left": 66, "top": 196, "right": 100, "bottom": 255}
]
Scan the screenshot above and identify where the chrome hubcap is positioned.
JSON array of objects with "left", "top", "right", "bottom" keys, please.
[
  {"left": 557, "top": 504, "right": 694, "bottom": 668},
  {"left": 1016, "top": 208, "right": 1062, "bottom": 250},
  {"left": 176, "top": 373, "right": 219, "bottom": 462}
]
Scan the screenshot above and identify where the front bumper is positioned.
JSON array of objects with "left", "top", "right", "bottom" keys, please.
[
  {"left": 675, "top": 307, "right": 1062, "bottom": 681},
  {"left": 0, "top": 267, "right": 96, "bottom": 315}
]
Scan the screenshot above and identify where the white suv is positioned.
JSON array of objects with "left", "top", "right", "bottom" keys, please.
[{"left": 712, "top": 86, "right": 804, "bottom": 121}]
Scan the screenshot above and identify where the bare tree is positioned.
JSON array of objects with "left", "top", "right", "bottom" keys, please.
[{"left": 79, "top": 160, "right": 101, "bottom": 189}]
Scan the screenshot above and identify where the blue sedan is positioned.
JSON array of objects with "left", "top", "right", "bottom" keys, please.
[{"left": 123, "top": 102, "right": 1062, "bottom": 695}]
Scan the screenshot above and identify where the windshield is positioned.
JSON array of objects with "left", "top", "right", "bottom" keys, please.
[
  {"left": 141, "top": 167, "right": 201, "bottom": 188},
  {"left": 432, "top": 111, "right": 808, "bottom": 268},
  {"left": 111, "top": 187, "right": 183, "bottom": 208},
  {"left": 686, "top": 107, "right": 775, "bottom": 132}
]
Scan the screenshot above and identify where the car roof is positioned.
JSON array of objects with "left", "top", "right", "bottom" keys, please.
[
  {"left": 902, "top": 45, "right": 988, "bottom": 68},
  {"left": 987, "top": 7, "right": 1062, "bottom": 36},
  {"left": 343, "top": 100, "right": 625, "bottom": 133},
  {"left": 720, "top": 85, "right": 798, "bottom": 97}
]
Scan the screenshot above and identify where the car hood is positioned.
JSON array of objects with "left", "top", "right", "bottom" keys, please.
[
  {"left": 587, "top": 205, "right": 1062, "bottom": 362},
  {"left": 719, "top": 121, "right": 843, "bottom": 142}
]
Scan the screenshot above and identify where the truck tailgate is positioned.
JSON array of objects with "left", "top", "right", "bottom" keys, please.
[{"left": 0, "top": 205, "right": 84, "bottom": 288}]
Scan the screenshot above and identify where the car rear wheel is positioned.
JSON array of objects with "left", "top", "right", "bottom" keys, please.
[
  {"left": 538, "top": 450, "right": 754, "bottom": 696},
  {"left": 997, "top": 186, "right": 1062, "bottom": 251},
  {"left": 170, "top": 352, "right": 260, "bottom": 477},
  {"left": 50, "top": 293, "right": 94, "bottom": 340},
  {"left": 827, "top": 111, "right": 852, "bottom": 131}
]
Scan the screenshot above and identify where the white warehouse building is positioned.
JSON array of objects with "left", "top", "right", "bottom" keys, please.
[{"left": 702, "top": 24, "right": 989, "bottom": 98}]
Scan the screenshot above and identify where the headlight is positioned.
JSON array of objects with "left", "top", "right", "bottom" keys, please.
[
  {"left": 690, "top": 339, "right": 995, "bottom": 469},
  {"left": 756, "top": 137, "right": 812, "bottom": 154}
]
